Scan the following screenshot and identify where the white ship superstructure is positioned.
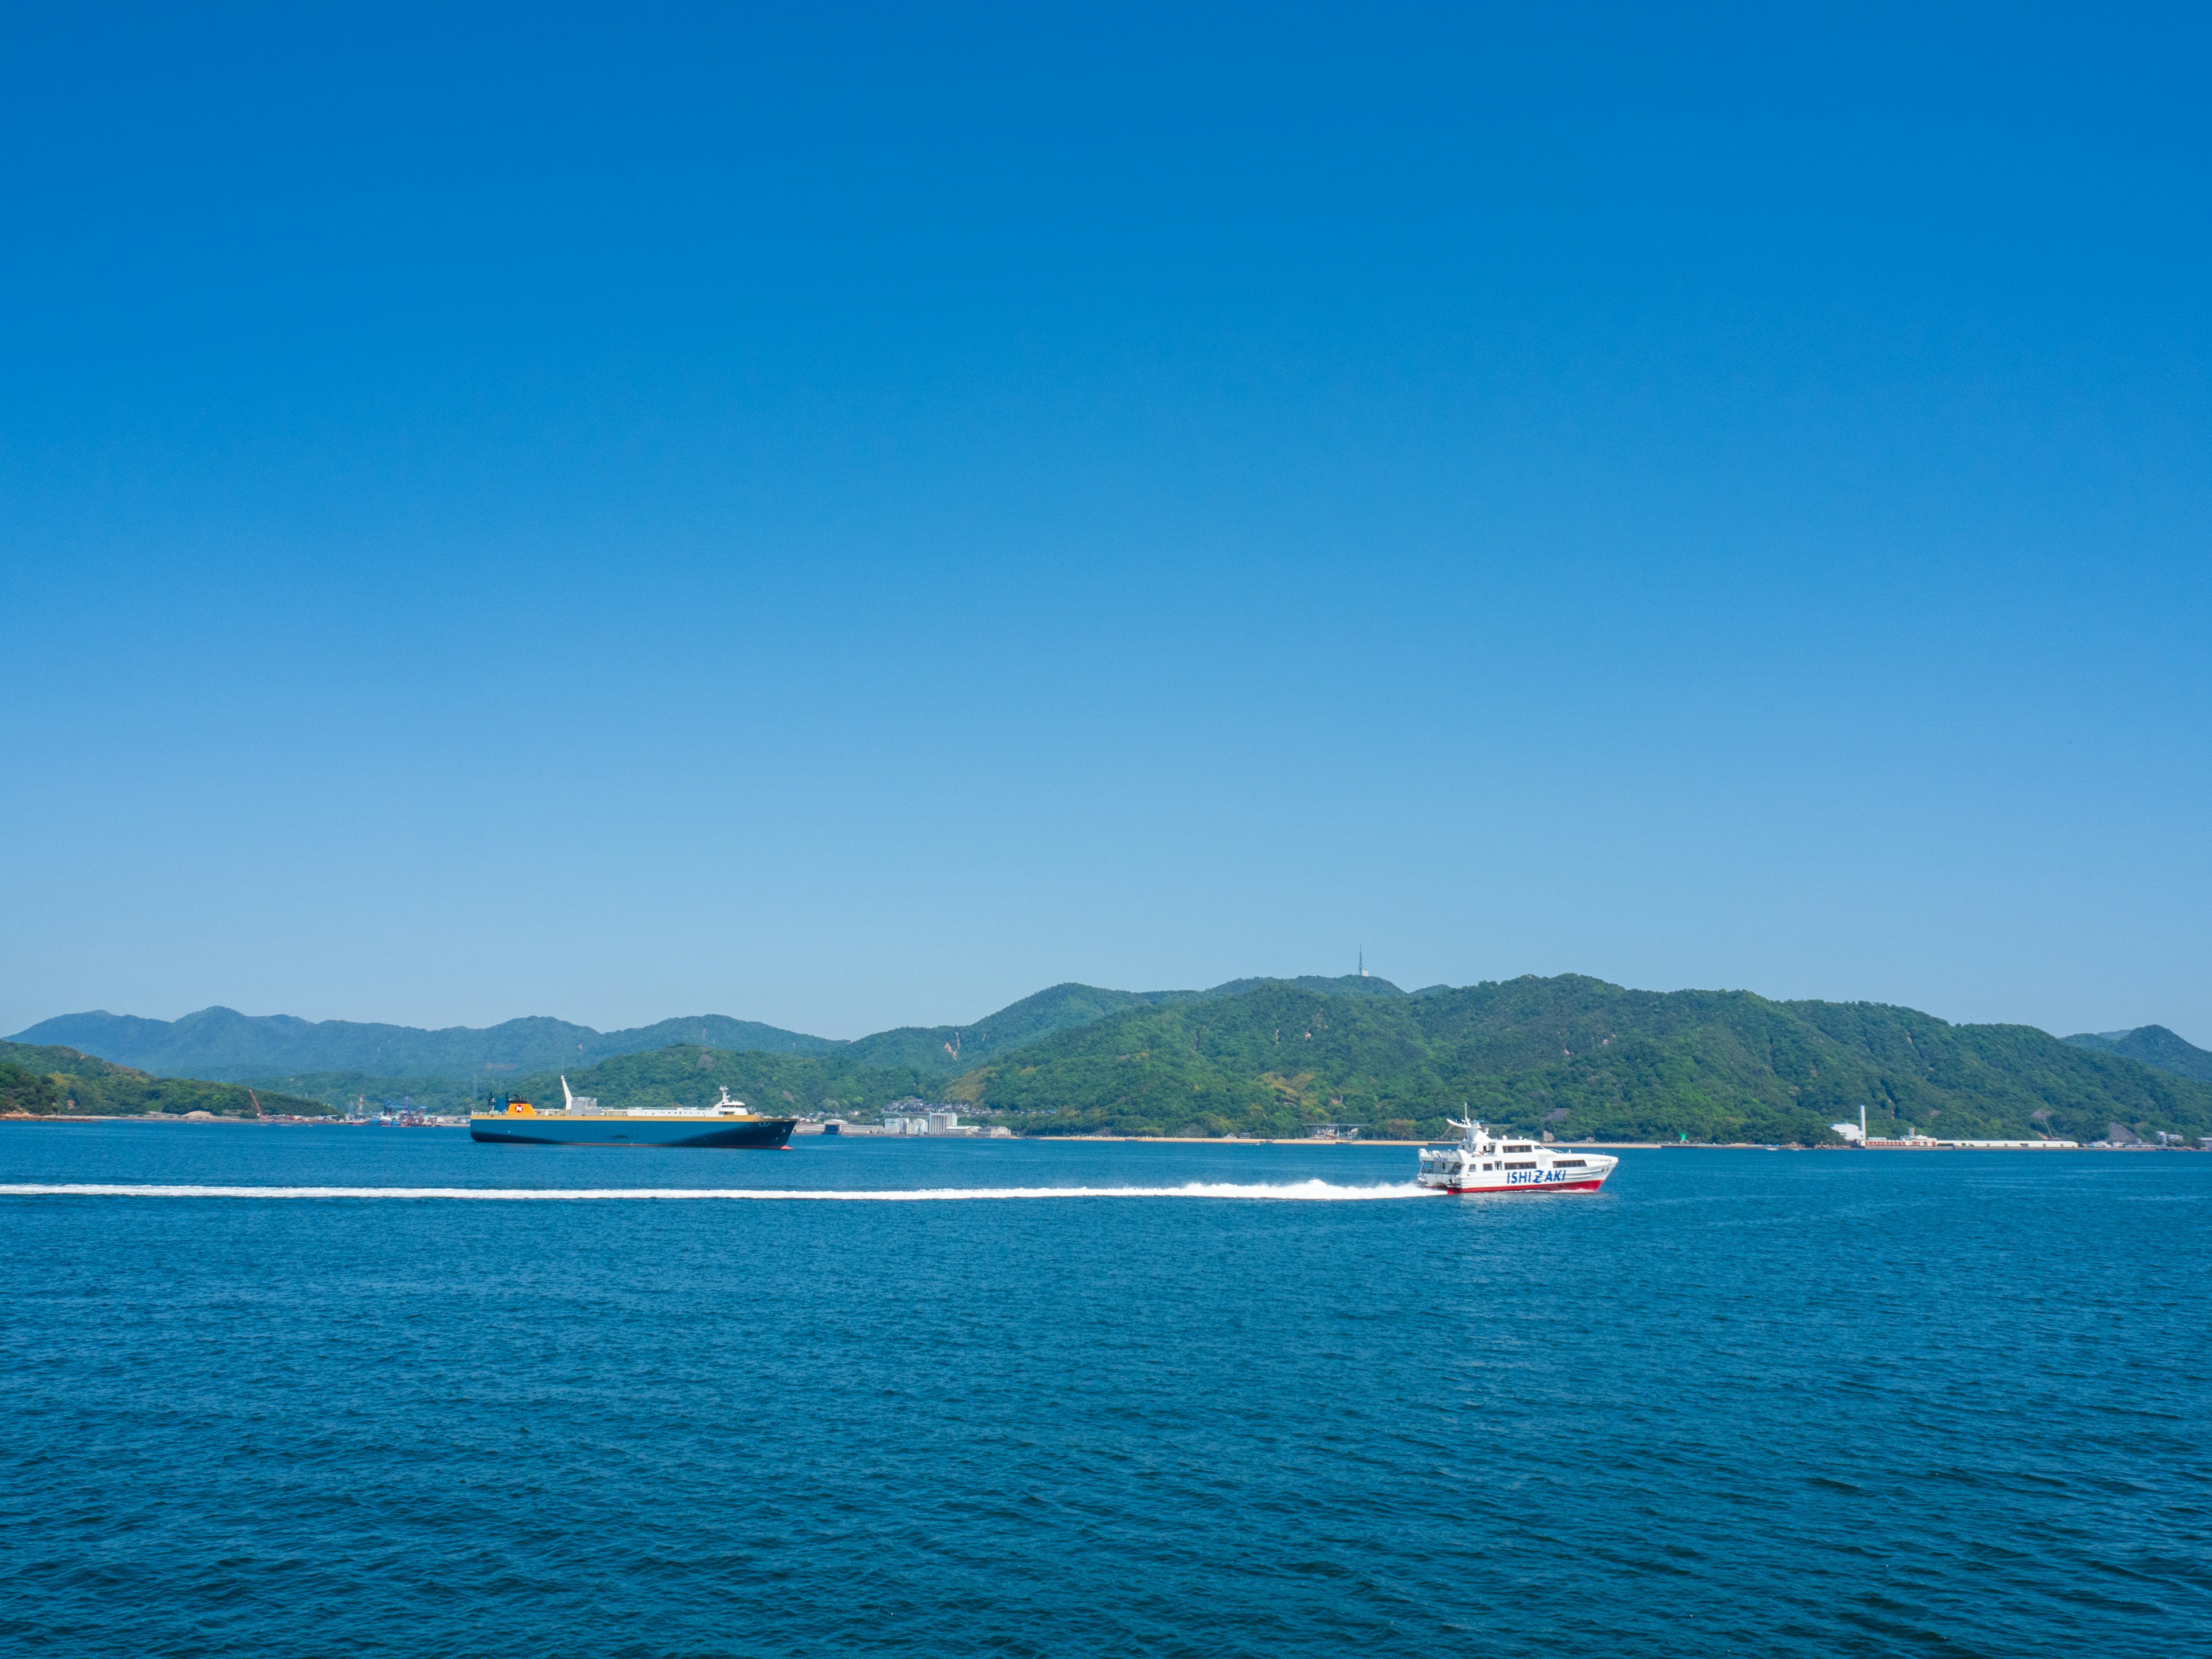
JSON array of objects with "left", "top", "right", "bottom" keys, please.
[{"left": 1416, "top": 1118, "right": 1618, "bottom": 1194}]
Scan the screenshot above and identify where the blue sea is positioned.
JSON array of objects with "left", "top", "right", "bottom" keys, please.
[{"left": 2, "top": 1125, "right": 2206, "bottom": 1657}]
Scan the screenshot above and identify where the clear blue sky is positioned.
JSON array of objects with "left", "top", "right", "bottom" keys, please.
[{"left": 5, "top": 3, "right": 2206, "bottom": 1044}]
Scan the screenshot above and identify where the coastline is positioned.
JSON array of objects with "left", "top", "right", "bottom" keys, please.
[
  {"left": 6, "top": 1119, "right": 2187, "bottom": 1151},
  {"left": 1031, "top": 1134, "right": 1672, "bottom": 1147},
  {"left": 2, "top": 1113, "right": 350, "bottom": 1126}
]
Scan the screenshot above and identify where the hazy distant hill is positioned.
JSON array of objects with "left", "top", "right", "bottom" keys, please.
[
  {"left": 13, "top": 975, "right": 1402, "bottom": 1082},
  {"left": 9, "top": 1007, "right": 835, "bottom": 1081},
  {"left": 0, "top": 1040, "right": 329, "bottom": 1117},
  {"left": 2063, "top": 1025, "right": 2212, "bottom": 1082}
]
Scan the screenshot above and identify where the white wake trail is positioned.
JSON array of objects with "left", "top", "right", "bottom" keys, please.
[{"left": 0, "top": 1180, "right": 1435, "bottom": 1203}]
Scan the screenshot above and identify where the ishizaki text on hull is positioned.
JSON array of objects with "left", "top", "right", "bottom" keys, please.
[
  {"left": 1416, "top": 1118, "right": 1618, "bottom": 1194},
  {"left": 469, "top": 1079, "right": 799, "bottom": 1149}
]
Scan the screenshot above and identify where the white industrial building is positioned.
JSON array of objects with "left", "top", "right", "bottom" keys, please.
[{"left": 876, "top": 1101, "right": 973, "bottom": 1135}]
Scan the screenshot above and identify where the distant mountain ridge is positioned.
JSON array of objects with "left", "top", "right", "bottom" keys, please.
[
  {"left": 20, "top": 979, "right": 2209, "bottom": 1146},
  {"left": 10, "top": 1006, "right": 836, "bottom": 1082},
  {"left": 2063, "top": 1025, "right": 2212, "bottom": 1083},
  {"left": 12, "top": 975, "right": 1395, "bottom": 1082}
]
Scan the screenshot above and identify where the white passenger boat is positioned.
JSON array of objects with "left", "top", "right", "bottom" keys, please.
[{"left": 1416, "top": 1118, "right": 1618, "bottom": 1194}]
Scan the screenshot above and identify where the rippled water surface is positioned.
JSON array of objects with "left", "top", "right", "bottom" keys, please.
[{"left": 3, "top": 1124, "right": 2206, "bottom": 1657}]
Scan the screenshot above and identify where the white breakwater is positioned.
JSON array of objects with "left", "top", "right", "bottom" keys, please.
[{"left": 0, "top": 1180, "right": 1437, "bottom": 1202}]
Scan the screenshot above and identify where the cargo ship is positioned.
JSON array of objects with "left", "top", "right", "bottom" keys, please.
[
  {"left": 469, "top": 1080, "right": 798, "bottom": 1149},
  {"left": 1415, "top": 1118, "right": 1618, "bottom": 1194}
]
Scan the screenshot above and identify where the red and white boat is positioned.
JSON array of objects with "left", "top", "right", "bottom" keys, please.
[{"left": 1416, "top": 1118, "right": 1618, "bottom": 1194}]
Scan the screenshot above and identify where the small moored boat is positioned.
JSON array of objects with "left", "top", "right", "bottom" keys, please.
[{"left": 1416, "top": 1118, "right": 1617, "bottom": 1194}]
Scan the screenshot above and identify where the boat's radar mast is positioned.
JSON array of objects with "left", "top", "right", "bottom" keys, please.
[
  {"left": 1446, "top": 1115, "right": 1484, "bottom": 1147},
  {"left": 717, "top": 1085, "right": 745, "bottom": 1112}
]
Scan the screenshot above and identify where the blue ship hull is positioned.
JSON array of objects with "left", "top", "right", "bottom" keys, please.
[{"left": 469, "top": 1114, "right": 797, "bottom": 1149}]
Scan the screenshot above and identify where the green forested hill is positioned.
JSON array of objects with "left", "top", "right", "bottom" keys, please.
[
  {"left": 0, "top": 1041, "right": 331, "bottom": 1116},
  {"left": 836, "top": 976, "right": 1402, "bottom": 1071},
  {"left": 839, "top": 982, "right": 1204, "bottom": 1071},
  {"left": 506, "top": 976, "right": 1429, "bottom": 1111},
  {"left": 500, "top": 976, "right": 2212, "bottom": 1145},
  {"left": 2064, "top": 1025, "right": 2212, "bottom": 1082},
  {"left": 20, "top": 976, "right": 2206, "bottom": 1145},
  {"left": 1201, "top": 974, "right": 1413, "bottom": 1002},
  {"left": 940, "top": 976, "right": 2212, "bottom": 1144}
]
